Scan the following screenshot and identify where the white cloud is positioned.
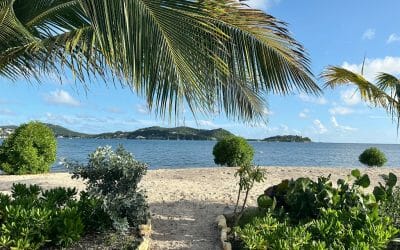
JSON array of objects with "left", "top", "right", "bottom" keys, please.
[
  {"left": 362, "top": 29, "right": 375, "bottom": 40},
  {"left": 299, "top": 108, "right": 310, "bottom": 119},
  {"left": 331, "top": 116, "right": 357, "bottom": 131},
  {"left": 44, "top": 90, "right": 80, "bottom": 107},
  {"left": 136, "top": 104, "right": 150, "bottom": 114},
  {"left": 198, "top": 120, "right": 217, "bottom": 127},
  {"left": 342, "top": 56, "right": 400, "bottom": 82},
  {"left": 313, "top": 119, "right": 327, "bottom": 134},
  {"left": 340, "top": 88, "right": 361, "bottom": 106},
  {"left": 263, "top": 108, "right": 274, "bottom": 116},
  {"left": 0, "top": 109, "right": 14, "bottom": 116},
  {"left": 387, "top": 33, "right": 400, "bottom": 44},
  {"left": 329, "top": 106, "right": 354, "bottom": 115},
  {"left": 331, "top": 116, "right": 339, "bottom": 127},
  {"left": 105, "top": 107, "right": 123, "bottom": 114},
  {"left": 298, "top": 93, "right": 328, "bottom": 105},
  {"left": 245, "top": 0, "right": 281, "bottom": 10}
]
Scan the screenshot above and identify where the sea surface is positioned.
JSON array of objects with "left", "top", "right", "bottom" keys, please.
[
  {"left": 1, "top": 139, "right": 399, "bottom": 171},
  {"left": 2, "top": 139, "right": 398, "bottom": 172}
]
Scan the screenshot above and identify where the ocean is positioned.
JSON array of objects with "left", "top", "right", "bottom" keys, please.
[
  {"left": 1, "top": 139, "right": 399, "bottom": 171},
  {"left": 53, "top": 139, "right": 400, "bottom": 171}
]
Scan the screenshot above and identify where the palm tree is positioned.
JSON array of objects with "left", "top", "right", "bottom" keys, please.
[
  {"left": 322, "top": 66, "right": 400, "bottom": 127},
  {"left": 1, "top": 0, "right": 320, "bottom": 121}
]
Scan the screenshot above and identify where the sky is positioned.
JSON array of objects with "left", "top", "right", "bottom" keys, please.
[{"left": 1, "top": 0, "right": 400, "bottom": 143}]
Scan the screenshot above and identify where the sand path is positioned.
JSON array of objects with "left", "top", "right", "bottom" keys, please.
[{"left": 1, "top": 167, "right": 400, "bottom": 249}]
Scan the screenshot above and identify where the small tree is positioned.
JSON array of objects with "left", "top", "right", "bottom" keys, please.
[
  {"left": 213, "top": 136, "right": 254, "bottom": 167},
  {"left": 0, "top": 121, "right": 56, "bottom": 174},
  {"left": 66, "top": 146, "right": 149, "bottom": 232},
  {"left": 359, "top": 147, "right": 387, "bottom": 167},
  {"left": 213, "top": 136, "right": 264, "bottom": 223}
]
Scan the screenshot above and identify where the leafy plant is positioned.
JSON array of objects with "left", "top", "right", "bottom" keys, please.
[
  {"left": 373, "top": 172, "right": 397, "bottom": 202},
  {"left": 0, "top": 183, "right": 114, "bottom": 249},
  {"left": 380, "top": 187, "right": 400, "bottom": 229},
  {"left": 213, "top": 136, "right": 254, "bottom": 167},
  {"left": 236, "top": 171, "right": 400, "bottom": 249},
  {"left": 0, "top": 121, "right": 56, "bottom": 174},
  {"left": 67, "top": 146, "right": 149, "bottom": 231},
  {"left": 212, "top": 137, "right": 264, "bottom": 224},
  {"left": 359, "top": 147, "right": 387, "bottom": 167}
]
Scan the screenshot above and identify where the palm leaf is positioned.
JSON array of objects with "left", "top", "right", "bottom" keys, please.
[
  {"left": 1, "top": 0, "right": 320, "bottom": 123},
  {"left": 322, "top": 66, "right": 400, "bottom": 129}
]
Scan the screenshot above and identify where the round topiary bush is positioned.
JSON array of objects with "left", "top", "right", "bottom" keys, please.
[
  {"left": 212, "top": 136, "right": 254, "bottom": 167},
  {"left": 0, "top": 121, "right": 57, "bottom": 174},
  {"left": 359, "top": 147, "right": 387, "bottom": 167}
]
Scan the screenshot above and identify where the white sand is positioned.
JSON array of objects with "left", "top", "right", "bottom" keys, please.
[{"left": 1, "top": 167, "right": 399, "bottom": 250}]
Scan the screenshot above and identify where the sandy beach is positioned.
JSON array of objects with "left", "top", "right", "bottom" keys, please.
[{"left": 1, "top": 166, "right": 400, "bottom": 250}]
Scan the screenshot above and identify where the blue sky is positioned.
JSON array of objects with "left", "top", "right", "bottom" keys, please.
[{"left": 2, "top": 0, "right": 400, "bottom": 143}]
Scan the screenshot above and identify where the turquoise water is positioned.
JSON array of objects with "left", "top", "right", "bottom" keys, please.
[{"left": 1, "top": 139, "right": 399, "bottom": 171}]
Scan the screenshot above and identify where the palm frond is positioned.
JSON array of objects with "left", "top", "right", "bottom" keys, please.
[
  {"left": 1, "top": 0, "right": 320, "bottom": 123},
  {"left": 322, "top": 66, "right": 400, "bottom": 129}
]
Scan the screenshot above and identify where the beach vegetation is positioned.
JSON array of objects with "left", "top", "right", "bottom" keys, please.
[
  {"left": 359, "top": 147, "right": 387, "bottom": 167},
  {"left": 67, "top": 146, "right": 149, "bottom": 231},
  {"left": 0, "top": 184, "right": 88, "bottom": 249},
  {"left": 213, "top": 136, "right": 264, "bottom": 223},
  {"left": 213, "top": 136, "right": 254, "bottom": 167},
  {"left": 1, "top": 1, "right": 320, "bottom": 122},
  {"left": 233, "top": 170, "right": 399, "bottom": 249},
  {"left": 0, "top": 146, "right": 149, "bottom": 249},
  {"left": 0, "top": 121, "right": 56, "bottom": 175}
]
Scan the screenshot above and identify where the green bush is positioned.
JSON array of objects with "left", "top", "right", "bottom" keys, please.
[
  {"left": 68, "top": 146, "right": 149, "bottom": 232},
  {"left": 235, "top": 170, "right": 399, "bottom": 249},
  {"left": 359, "top": 147, "right": 387, "bottom": 167},
  {"left": 213, "top": 136, "right": 254, "bottom": 167},
  {"left": 0, "top": 121, "right": 56, "bottom": 174},
  {"left": 380, "top": 186, "right": 400, "bottom": 229},
  {"left": 236, "top": 208, "right": 398, "bottom": 249},
  {"left": 0, "top": 183, "right": 107, "bottom": 249}
]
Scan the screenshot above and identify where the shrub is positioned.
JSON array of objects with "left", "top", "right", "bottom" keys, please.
[
  {"left": 0, "top": 121, "right": 56, "bottom": 174},
  {"left": 213, "top": 136, "right": 254, "bottom": 167},
  {"left": 0, "top": 183, "right": 104, "bottom": 249},
  {"left": 235, "top": 170, "right": 400, "bottom": 249},
  {"left": 359, "top": 147, "right": 387, "bottom": 167},
  {"left": 67, "top": 146, "right": 149, "bottom": 232},
  {"left": 380, "top": 186, "right": 400, "bottom": 229}
]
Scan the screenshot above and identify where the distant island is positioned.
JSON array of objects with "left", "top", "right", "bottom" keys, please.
[
  {"left": 1, "top": 124, "right": 312, "bottom": 142},
  {"left": 0, "top": 124, "right": 233, "bottom": 141},
  {"left": 262, "top": 135, "right": 312, "bottom": 142}
]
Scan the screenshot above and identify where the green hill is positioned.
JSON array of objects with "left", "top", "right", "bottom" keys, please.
[
  {"left": 1, "top": 124, "right": 233, "bottom": 141},
  {"left": 125, "top": 126, "right": 233, "bottom": 140},
  {"left": 43, "top": 124, "right": 89, "bottom": 138},
  {"left": 263, "top": 135, "right": 312, "bottom": 142}
]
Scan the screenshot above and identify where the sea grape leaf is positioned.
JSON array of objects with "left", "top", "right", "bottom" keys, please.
[
  {"left": 351, "top": 169, "right": 361, "bottom": 178},
  {"left": 355, "top": 174, "right": 370, "bottom": 188}
]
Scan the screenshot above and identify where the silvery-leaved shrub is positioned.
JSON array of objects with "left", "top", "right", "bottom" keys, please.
[{"left": 65, "top": 146, "right": 149, "bottom": 232}]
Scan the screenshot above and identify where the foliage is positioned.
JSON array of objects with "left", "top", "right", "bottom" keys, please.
[
  {"left": 213, "top": 136, "right": 254, "bottom": 167},
  {"left": 233, "top": 165, "right": 265, "bottom": 222},
  {"left": 235, "top": 170, "right": 399, "bottom": 249},
  {"left": 0, "top": 183, "right": 109, "bottom": 249},
  {"left": 381, "top": 187, "right": 400, "bottom": 229},
  {"left": 1, "top": 0, "right": 320, "bottom": 122},
  {"left": 0, "top": 121, "right": 57, "bottom": 174},
  {"left": 322, "top": 67, "right": 400, "bottom": 129},
  {"left": 235, "top": 208, "right": 398, "bottom": 250},
  {"left": 359, "top": 147, "right": 387, "bottom": 167},
  {"left": 67, "top": 146, "right": 149, "bottom": 231}
]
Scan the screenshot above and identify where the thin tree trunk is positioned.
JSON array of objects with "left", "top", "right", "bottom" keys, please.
[
  {"left": 234, "top": 186, "right": 242, "bottom": 214},
  {"left": 240, "top": 186, "right": 251, "bottom": 214}
]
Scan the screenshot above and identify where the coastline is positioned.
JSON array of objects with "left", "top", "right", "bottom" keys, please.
[{"left": 1, "top": 166, "right": 399, "bottom": 249}]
